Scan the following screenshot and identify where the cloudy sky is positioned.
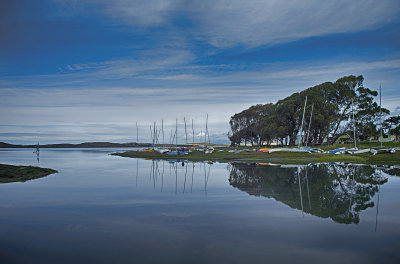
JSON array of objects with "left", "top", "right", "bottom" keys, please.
[{"left": 1, "top": 0, "right": 400, "bottom": 144}]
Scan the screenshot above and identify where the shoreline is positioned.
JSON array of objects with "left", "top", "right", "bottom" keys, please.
[
  {"left": 0, "top": 164, "right": 58, "bottom": 183},
  {"left": 112, "top": 150, "right": 400, "bottom": 165}
]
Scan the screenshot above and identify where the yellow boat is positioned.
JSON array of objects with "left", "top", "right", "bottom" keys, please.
[{"left": 257, "top": 148, "right": 271, "bottom": 152}]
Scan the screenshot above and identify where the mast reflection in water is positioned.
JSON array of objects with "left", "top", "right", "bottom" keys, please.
[{"left": 228, "top": 163, "right": 390, "bottom": 224}]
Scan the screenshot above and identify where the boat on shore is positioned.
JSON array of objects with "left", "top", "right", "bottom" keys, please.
[
  {"left": 327, "top": 148, "right": 346, "bottom": 154},
  {"left": 370, "top": 148, "right": 397, "bottom": 155},
  {"left": 346, "top": 148, "right": 370, "bottom": 154}
]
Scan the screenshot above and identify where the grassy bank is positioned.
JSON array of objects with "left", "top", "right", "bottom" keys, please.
[
  {"left": 0, "top": 164, "right": 58, "bottom": 183},
  {"left": 113, "top": 149, "right": 400, "bottom": 165}
]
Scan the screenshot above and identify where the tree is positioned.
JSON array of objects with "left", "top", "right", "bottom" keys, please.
[
  {"left": 383, "top": 116, "right": 400, "bottom": 135},
  {"left": 228, "top": 75, "right": 386, "bottom": 146},
  {"left": 355, "top": 86, "right": 389, "bottom": 140}
]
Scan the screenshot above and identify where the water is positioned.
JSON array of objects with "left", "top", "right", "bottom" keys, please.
[{"left": 0, "top": 149, "right": 400, "bottom": 263}]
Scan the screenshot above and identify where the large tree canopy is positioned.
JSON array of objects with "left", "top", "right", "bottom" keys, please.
[{"left": 229, "top": 75, "right": 390, "bottom": 146}]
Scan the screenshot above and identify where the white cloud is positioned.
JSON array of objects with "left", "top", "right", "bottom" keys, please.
[
  {"left": 392, "top": 106, "right": 400, "bottom": 116},
  {"left": 52, "top": 0, "right": 400, "bottom": 47},
  {"left": 191, "top": 0, "right": 400, "bottom": 47}
]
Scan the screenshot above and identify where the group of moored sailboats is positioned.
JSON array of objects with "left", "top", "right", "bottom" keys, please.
[{"left": 139, "top": 115, "right": 215, "bottom": 155}]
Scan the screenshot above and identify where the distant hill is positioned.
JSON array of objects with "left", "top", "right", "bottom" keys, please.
[{"left": 0, "top": 142, "right": 152, "bottom": 148}]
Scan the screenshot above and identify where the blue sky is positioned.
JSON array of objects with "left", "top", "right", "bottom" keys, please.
[{"left": 1, "top": 0, "right": 400, "bottom": 144}]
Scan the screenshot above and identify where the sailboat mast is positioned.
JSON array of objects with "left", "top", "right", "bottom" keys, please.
[
  {"left": 175, "top": 118, "right": 178, "bottom": 149},
  {"left": 192, "top": 119, "right": 194, "bottom": 144},
  {"left": 154, "top": 121, "right": 156, "bottom": 148},
  {"left": 184, "top": 117, "right": 188, "bottom": 144},
  {"left": 162, "top": 119, "right": 164, "bottom": 147},
  {"left": 305, "top": 104, "right": 314, "bottom": 147},
  {"left": 380, "top": 85, "right": 383, "bottom": 147},
  {"left": 136, "top": 122, "right": 138, "bottom": 143},
  {"left": 206, "top": 113, "right": 209, "bottom": 144},
  {"left": 150, "top": 125, "right": 153, "bottom": 145},
  {"left": 298, "top": 96, "right": 307, "bottom": 148},
  {"left": 352, "top": 98, "right": 357, "bottom": 149}
]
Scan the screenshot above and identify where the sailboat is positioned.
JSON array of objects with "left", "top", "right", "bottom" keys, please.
[{"left": 33, "top": 142, "right": 40, "bottom": 154}]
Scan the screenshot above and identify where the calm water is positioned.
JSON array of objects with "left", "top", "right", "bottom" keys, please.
[{"left": 1, "top": 149, "right": 400, "bottom": 263}]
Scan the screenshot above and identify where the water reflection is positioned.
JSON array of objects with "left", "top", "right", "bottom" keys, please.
[
  {"left": 137, "top": 159, "right": 213, "bottom": 196},
  {"left": 228, "top": 163, "right": 397, "bottom": 224}
]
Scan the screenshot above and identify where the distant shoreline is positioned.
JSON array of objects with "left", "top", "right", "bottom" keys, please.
[
  {"left": 0, "top": 141, "right": 223, "bottom": 149},
  {"left": 0, "top": 141, "right": 155, "bottom": 148}
]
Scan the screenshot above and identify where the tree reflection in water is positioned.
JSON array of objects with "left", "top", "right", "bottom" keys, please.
[{"left": 228, "top": 163, "right": 396, "bottom": 224}]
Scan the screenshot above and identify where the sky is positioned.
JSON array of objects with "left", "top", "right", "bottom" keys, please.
[{"left": 1, "top": 0, "right": 400, "bottom": 144}]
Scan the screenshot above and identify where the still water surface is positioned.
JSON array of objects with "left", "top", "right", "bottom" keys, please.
[{"left": 0, "top": 149, "right": 400, "bottom": 263}]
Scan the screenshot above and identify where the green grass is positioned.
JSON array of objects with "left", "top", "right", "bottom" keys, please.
[
  {"left": 311, "top": 142, "right": 400, "bottom": 151},
  {"left": 0, "top": 164, "right": 58, "bottom": 183},
  {"left": 113, "top": 147, "right": 400, "bottom": 165}
]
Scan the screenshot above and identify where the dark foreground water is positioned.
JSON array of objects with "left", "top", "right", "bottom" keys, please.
[{"left": 0, "top": 149, "right": 400, "bottom": 263}]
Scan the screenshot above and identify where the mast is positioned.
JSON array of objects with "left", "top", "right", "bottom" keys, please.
[
  {"left": 162, "top": 119, "right": 164, "bottom": 147},
  {"left": 297, "top": 168, "right": 304, "bottom": 217},
  {"left": 136, "top": 122, "right": 138, "bottom": 143},
  {"left": 206, "top": 113, "right": 210, "bottom": 144},
  {"left": 192, "top": 119, "right": 194, "bottom": 144},
  {"left": 380, "top": 85, "right": 383, "bottom": 147},
  {"left": 175, "top": 118, "right": 178, "bottom": 149},
  {"left": 352, "top": 98, "right": 357, "bottom": 149},
  {"left": 184, "top": 117, "right": 188, "bottom": 144},
  {"left": 298, "top": 96, "right": 307, "bottom": 148},
  {"left": 305, "top": 104, "right": 314, "bottom": 147},
  {"left": 153, "top": 121, "right": 156, "bottom": 148},
  {"left": 150, "top": 125, "right": 153, "bottom": 146}
]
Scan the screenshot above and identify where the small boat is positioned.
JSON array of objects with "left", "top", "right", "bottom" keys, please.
[
  {"left": 154, "top": 148, "right": 170, "bottom": 154},
  {"left": 257, "top": 148, "right": 271, "bottom": 152},
  {"left": 205, "top": 147, "right": 215, "bottom": 154},
  {"left": 267, "top": 148, "right": 282, "bottom": 153},
  {"left": 327, "top": 148, "right": 346, "bottom": 154},
  {"left": 370, "top": 148, "right": 396, "bottom": 155},
  {"left": 281, "top": 148, "right": 311, "bottom": 153},
  {"left": 347, "top": 148, "right": 370, "bottom": 154},
  {"left": 167, "top": 149, "right": 189, "bottom": 155},
  {"left": 302, "top": 147, "right": 323, "bottom": 153}
]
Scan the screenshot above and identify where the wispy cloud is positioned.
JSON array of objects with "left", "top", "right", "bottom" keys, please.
[
  {"left": 190, "top": 0, "right": 400, "bottom": 47},
  {"left": 51, "top": 0, "right": 400, "bottom": 47}
]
